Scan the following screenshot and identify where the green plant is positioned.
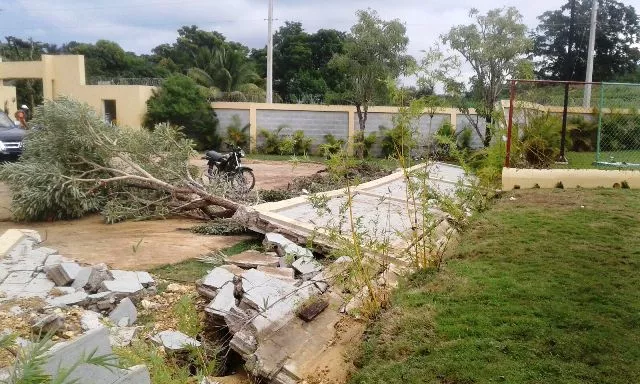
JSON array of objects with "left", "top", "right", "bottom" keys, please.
[
  {"left": 621, "top": 180, "right": 630, "bottom": 189},
  {"left": 568, "top": 115, "right": 598, "bottom": 152},
  {"left": 318, "top": 134, "right": 346, "bottom": 158},
  {"left": 189, "top": 219, "right": 249, "bottom": 236},
  {"left": 381, "top": 121, "right": 416, "bottom": 159},
  {"left": 174, "top": 294, "right": 204, "bottom": 338},
  {"left": 292, "top": 130, "right": 313, "bottom": 155},
  {"left": 224, "top": 115, "right": 250, "bottom": 148},
  {"left": 353, "top": 131, "right": 378, "bottom": 158},
  {"left": 517, "top": 112, "right": 561, "bottom": 168},
  {"left": 258, "top": 125, "right": 287, "bottom": 155}
]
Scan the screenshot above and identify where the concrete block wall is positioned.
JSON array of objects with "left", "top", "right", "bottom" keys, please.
[
  {"left": 255, "top": 109, "right": 349, "bottom": 152},
  {"left": 212, "top": 102, "right": 476, "bottom": 155}
]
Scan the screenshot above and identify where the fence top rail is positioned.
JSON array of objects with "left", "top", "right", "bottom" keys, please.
[{"left": 509, "top": 79, "right": 640, "bottom": 87}]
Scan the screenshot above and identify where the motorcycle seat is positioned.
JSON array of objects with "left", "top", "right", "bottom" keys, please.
[{"left": 205, "top": 150, "right": 227, "bottom": 161}]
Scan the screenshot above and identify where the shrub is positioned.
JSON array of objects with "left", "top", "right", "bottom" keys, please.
[
  {"left": 353, "top": 131, "right": 378, "bottom": 158},
  {"left": 258, "top": 125, "right": 287, "bottom": 154},
  {"left": 517, "top": 112, "right": 561, "bottom": 168},
  {"left": 381, "top": 122, "right": 416, "bottom": 159},
  {"left": 225, "top": 115, "right": 250, "bottom": 148},
  {"left": 318, "top": 134, "right": 346, "bottom": 158},
  {"left": 568, "top": 115, "right": 598, "bottom": 152},
  {"left": 292, "top": 130, "right": 313, "bottom": 155}
]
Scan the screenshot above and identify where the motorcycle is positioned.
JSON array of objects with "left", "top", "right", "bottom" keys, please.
[{"left": 203, "top": 145, "right": 255, "bottom": 193}]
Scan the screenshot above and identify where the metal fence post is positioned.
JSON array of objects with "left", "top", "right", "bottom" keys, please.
[
  {"left": 505, "top": 80, "right": 516, "bottom": 168},
  {"left": 596, "top": 82, "right": 604, "bottom": 165}
]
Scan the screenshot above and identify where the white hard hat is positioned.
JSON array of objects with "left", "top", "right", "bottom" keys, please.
[{"left": 20, "top": 105, "right": 28, "bottom": 110}]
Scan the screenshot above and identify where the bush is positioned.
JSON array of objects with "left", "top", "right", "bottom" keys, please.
[
  {"left": 568, "top": 115, "right": 598, "bottom": 152},
  {"left": 318, "top": 134, "right": 346, "bottom": 158},
  {"left": 600, "top": 113, "right": 640, "bottom": 151},
  {"left": 225, "top": 114, "right": 250, "bottom": 148},
  {"left": 144, "top": 74, "right": 220, "bottom": 150},
  {"left": 381, "top": 123, "right": 415, "bottom": 159},
  {"left": 353, "top": 131, "right": 378, "bottom": 158},
  {"left": 258, "top": 125, "right": 287, "bottom": 154},
  {"left": 517, "top": 112, "right": 561, "bottom": 168},
  {"left": 292, "top": 130, "right": 313, "bottom": 155}
]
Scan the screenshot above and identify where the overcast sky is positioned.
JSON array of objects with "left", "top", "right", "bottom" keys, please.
[{"left": 1, "top": 0, "right": 639, "bottom": 60}]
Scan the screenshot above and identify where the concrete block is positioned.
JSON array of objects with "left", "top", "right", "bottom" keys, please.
[
  {"left": 205, "top": 283, "right": 236, "bottom": 317},
  {"left": 136, "top": 271, "right": 154, "bottom": 287},
  {"left": 23, "top": 277, "right": 55, "bottom": 297},
  {"left": 292, "top": 257, "right": 322, "bottom": 280},
  {"left": 44, "top": 254, "right": 67, "bottom": 267},
  {"left": 71, "top": 267, "right": 92, "bottom": 290},
  {"left": 45, "top": 262, "right": 81, "bottom": 286},
  {"left": 80, "top": 310, "right": 105, "bottom": 332},
  {"left": 109, "top": 298, "right": 137, "bottom": 326},
  {"left": 310, "top": 271, "right": 329, "bottom": 293},
  {"left": 263, "top": 233, "right": 293, "bottom": 252},
  {"left": 226, "top": 250, "right": 280, "bottom": 268},
  {"left": 282, "top": 242, "right": 313, "bottom": 260},
  {"left": 151, "top": 330, "right": 201, "bottom": 351},
  {"left": 101, "top": 280, "right": 144, "bottom": 295},
  {"left": 201, "top": 267, "right": 234, "bottom": 290},
  {"left": 110, "top": 326, "right": 138, "bottom": 347},
  {"left": 47, "top": 291, "right": 88, "bottom": 307},
  {"left": 111, "top": 270, "right": 138, "bottom": 281},
  {"left": 334, "top": 256, "right": 353, "bottom": 263},
  {"left": 111, "top": 365, "right": 151, "bottom": 384},
  {"left": 85, "top": 264, "right": 114, "bottom": 293},
  {"left": 44, "top": 327, "right": 122, "bottom": 384},
  {"left": 195, "top": 279, "right": 218, "bottom": 300}
]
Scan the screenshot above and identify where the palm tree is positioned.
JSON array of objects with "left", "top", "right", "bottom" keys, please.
[{"left": 188, "top": 46, "right": 265, "bottom": 102}]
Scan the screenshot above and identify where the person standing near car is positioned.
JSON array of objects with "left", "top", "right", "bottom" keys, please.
[{"left": 14, "top": 105, "right": 29, "bottom": 129}]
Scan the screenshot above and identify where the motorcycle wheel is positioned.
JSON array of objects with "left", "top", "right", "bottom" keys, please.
[{"left": 232, "top": 168, "right": 255, "bottom": 193}]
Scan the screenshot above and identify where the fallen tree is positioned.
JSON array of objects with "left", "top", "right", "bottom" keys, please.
[{"left": 0, "top": 98, "right": 241, "bottom": 223}]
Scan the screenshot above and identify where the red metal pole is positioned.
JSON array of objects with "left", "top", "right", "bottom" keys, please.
[{"left": 505, "top": 80, "right": 516, "bottom": 168}]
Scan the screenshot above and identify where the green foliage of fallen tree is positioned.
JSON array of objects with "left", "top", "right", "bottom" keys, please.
[{"left": 0, "top": 98, "right": 239, "bottom": 223}]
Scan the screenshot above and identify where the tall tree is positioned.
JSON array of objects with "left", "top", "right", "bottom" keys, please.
[
  {"left": 271, "top": 23, "right": 346, "bottom": 102},
  {"left": 534, "top": 0, "right": 640, "bottom": 81},
  {"left": 442, "top": 7, "right": 532, "bottom": 147},
  {"left": 329, "top": 9, "right": 413, "bottom": 156}
]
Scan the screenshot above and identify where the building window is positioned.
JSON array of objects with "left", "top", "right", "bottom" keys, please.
[{"left": 103, "top": 100, "right": 117, "bottom": 126}]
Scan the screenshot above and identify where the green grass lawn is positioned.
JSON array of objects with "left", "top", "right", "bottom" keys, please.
[
  {"left": 556, "top": 151, "right": 640, "bottom": 169},
  {"left": 352, "top": 189, "right": 640, "bottom": 384}
]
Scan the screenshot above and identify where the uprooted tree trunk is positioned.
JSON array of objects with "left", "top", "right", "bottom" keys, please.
[{"left": 0, "top": 98, "right": 243, "bottom": 223}]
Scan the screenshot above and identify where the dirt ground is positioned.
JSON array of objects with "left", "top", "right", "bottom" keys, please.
[{"left": 0, "top": 160, "right": 324, "bottom": 270}]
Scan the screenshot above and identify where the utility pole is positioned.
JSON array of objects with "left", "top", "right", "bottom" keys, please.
[
  {"left": 583, "top": 0, "right": 599, "bottom": 108},
  {"left": 266, "top": 0, "right": 274, "bottom": 104}
]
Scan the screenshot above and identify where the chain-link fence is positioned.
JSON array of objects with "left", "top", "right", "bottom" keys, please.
[{"left": 505, "top": 80, "right": 640, "bottom": 169}]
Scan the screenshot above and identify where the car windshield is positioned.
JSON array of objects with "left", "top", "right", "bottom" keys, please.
[{"left": 0, "top": 113, "right": 15, "bottom": 129}]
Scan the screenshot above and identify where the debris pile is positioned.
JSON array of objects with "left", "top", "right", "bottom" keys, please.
[
  {"left": 0, "top": 229, "right": 155, "bottom": 383},
  {"left": 198, "top": 232, "right": 352, "bottom": 384}
]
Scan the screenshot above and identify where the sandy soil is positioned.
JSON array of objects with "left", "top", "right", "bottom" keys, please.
[{"left": 0, "top": 160, "right": 324, "bottom": 270}]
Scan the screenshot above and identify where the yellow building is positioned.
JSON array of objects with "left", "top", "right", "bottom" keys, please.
[{"left": 0, "top": 55, "right": 155, "bottom": 127}]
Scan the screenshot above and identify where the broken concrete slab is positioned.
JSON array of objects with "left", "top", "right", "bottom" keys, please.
[
  {"left": 201, "top": 267, "right": 234, "bottom": 290},
  {"left": 256, "top": 266, "right": 296, "bottom": 283},
  {"left": 281, "top": 242, "right": 313, "bottom": 260},
  {"left": 226, "top": 250, "right": 280, "bottom": 268},
  {"left": 230, "top": 330, "right": 258, "bottom": 356},
  {"left": 71, "top": 267, "right": 92, "bottom": 290},
  {"left": 310, "top": 271, "right": 330, "bottom": 293},
  {"left": 136, "top": 271, "right": 154, "bottom": 287},
  {"left": 100, "top": 280, "right": 144, "bottom": 295},
  {"left": 23, "top": 277, "right": 56, "bottom": 298},
  {"left": 47, "top": 291, "right": 89, "bottom": 307},
  {"left": 240, "top": 269, "right": 297, "bottom": 311},
  {"left": 109, "top": 298, "right": 137, "bottom": 326},
  {"left": 110, "top": 270, "right": 138, "bottom": 281},
  {"left": 292, "top": 257, "right": 322, "bottom": 280},
  {"left": 195, "top": 280, "right": 218, "bottom": 300},
  {"left": 110, "top": 326, "right": 138, "bottom": 347},
  {"left": 205, "top": 283, "right": 236, "bottom": 317},
  {"left": 263, "top": 233, "right": 293, "bottom": 252},
  {"left": 3, "top": 270, "right": 34, "bottom": 285},
  {"left": 220, "top": 264, "right": 246, "bottom": 276},
  {"left": 45, "top": 262, "right": 81, "bottom": 286},
  {"left": 84, "top": 264, "right": 114, "bottom": 293},
  {"left": 80, "top": 310, "right": 105, "bottom": 331},
  {"left": 296, "top": 297, "right": 329, "bottom": 322},
  {"left": 112, "top": 364, "right": 151, "bottom": 384},
  {"left": 151, "top": 330, "right": 201, "bottom": 351}
]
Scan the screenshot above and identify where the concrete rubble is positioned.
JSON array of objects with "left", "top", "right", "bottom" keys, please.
[
  {"left": 151, "top": 330, "right": 201, "bottom": 351},
  {"left": 0, "top": 228, "right": 156, "bottom": 383}
]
